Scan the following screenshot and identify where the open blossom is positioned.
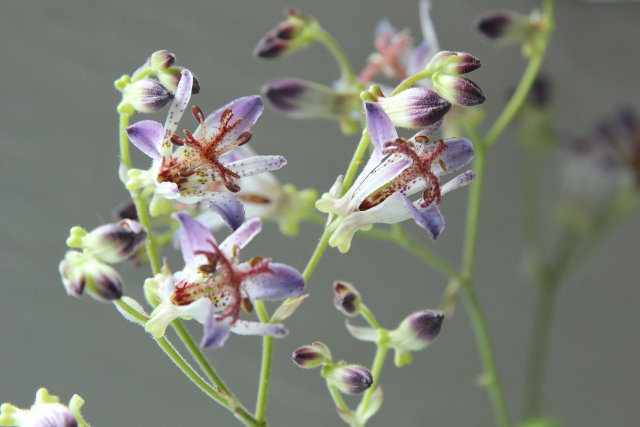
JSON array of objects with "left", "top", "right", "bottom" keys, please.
[
  {"left": 195, "top": 146, "right": 318, "bottom": 236},
  {"left": 125, "top": 69, "right": 286, "bottom": 230},
  {"left": 359, "top": 0, "right": 439, "bottom": 85},
  {"left": 144, "top": 212, "right": 305, "bottom": 348},
  {"left": 317, "top": 102, "right": 475, "bottom": 253}
]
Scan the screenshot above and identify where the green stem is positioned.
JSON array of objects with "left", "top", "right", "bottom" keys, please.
[
  {"left": 460, "top": 143, "right": 486, "bottom": 278},
  {"left": 254, "top": 301, "right": 272, "bottom": 425},
  {"left": 359, "top": 304, "right": 381, "bottom": 330},
  {"left": 341, "top": 131, "right": 371, "bottom": 196},
  {"left": 356, "top": 344, "right": 388, "bottom": 420},
  {"left": 389, "top": 70, "right": 432, "bottom": 96},
  {"left": 315, "top": 26, "right": 358, "bottom": 86},
  {"left": 522, "top": 149, "right": 544, "bottom": 264},
  {"left": 328, "top": 384, "right": 351, "bottom": 414}
]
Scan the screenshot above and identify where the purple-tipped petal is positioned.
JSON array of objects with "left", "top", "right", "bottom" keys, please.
[
  {"left": 199, "top": 96, "right": 264, "bottom": 144},
  {"left": 201, "top": 313, "right": 231, "bottom": 349},
  {"left": 263, "top": 78, "right": 344, "bottom": 119},
  {"left": 441, "top": 170, "right": 477, "bottom": 195},
  {"left": 365, "top": 102, "right": 398, "bottom": 157},
  {"left": 126, "top": 120, "right": 163, "bottom": 160},
  {"left": 244, "top": 263, "right": 304, "bottom": 301},
  {"left": 226, "top": 155, "right": 287, "bottom": 178},
  {"left": 230, "top": 320, "right": 288, "bottom": 337},
  {"left": 435, "top": 138, "right": 475, "bottom": 174},
  {"left": 220, "top": 218, "right": 262, "bottom": 256},
  {"left": 163, "top": 69, "right": 193, "bottom": 140},
  {"left": 202, "top": 192, "right": 246, "bottom": 231},
  {"left": 402, "top": 196, "right": 445, "bottom": 239},
  {"left": 173, "top": 212, "right": 216, "bottom": 268}
]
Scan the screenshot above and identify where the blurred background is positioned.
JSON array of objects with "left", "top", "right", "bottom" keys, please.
[{"left": 1, "top": 0, "right": 639, "bottom": 425}]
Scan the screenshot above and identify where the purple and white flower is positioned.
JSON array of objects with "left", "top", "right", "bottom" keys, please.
[
  {"left": 317, "top": 102, "right": 475, "bottom": 252},
  {"left": 0, "top": 388, "right": 88, "bottom": 427},
  {"left": 125, "top": 69, "right": 286, "bottom": 230},
  {"left": 144, "top": 212, "right": 305, "bottom": 349}
]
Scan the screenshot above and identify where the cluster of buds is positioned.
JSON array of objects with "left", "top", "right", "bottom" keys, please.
[
  {"left": 0, "top": 388, "right": 89, "bottom": 427},
  {"left": 424, "top": 51, "right": 485, "bottom": 107},
  {"left": 292, "top": 342, "right": 373, "bottom": 395},
  {"left": 115, "top": 50, "right": 200, "bottom": 115},
  {"left": 254, "top": 9, "right": 320, "bottom": 59},
  {"left": 59, "top": 219, "right": 146, "bottom": 302},
  {"left": 475, "top": 9, "right": 551, "bottom": 56}
]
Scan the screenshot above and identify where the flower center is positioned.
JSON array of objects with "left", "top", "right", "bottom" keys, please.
[
  {"left": 359, "top": 136, "right": 447, "bottom": 211},
  {"left": 168, "top": 106, "right": 253, "bottom": 192}
]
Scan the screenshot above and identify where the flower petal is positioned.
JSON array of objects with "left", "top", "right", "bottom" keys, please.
[
  {"left": 365, "top": 102, "right": 398, "bottom": 159},
  {"left": 173, "top": 212, "right": 217, "bottom": 269},
  {"left": 163, "top": 69, "right": 193, "bottom": 141},
  {"left": 243, "top": 263, "right": 305, "bottom": 301},
  {"left": 202, "top": 192, "right": 246, "bottom": 231},
  {"left": 126, "top": 120, "right": 163, "bottom": 160},
  {"left": 434, "top": 137, "right": 475, "bottom": 175},
  {"left": 226, "top": 155, "right": 287, "bottom": 178},
  {"left": 230, "top": 320, "right": 288, "bottom": 337},
  {"left": 402, "top": 195, "right": 445, "bottom": 239},
  {"left": 198, "top": 96, "right": 264, "bottom": 148},
  {"left": 441, "top": 170, "right": 477, "bottom": 195},
  {"left": 345, "top": 321, "right": 378, "bottom": 342},
  {"left": 201, "top": 313, "right": 231, "bottom": 349},
  {"left": 262, "top": 78, "right": 344, "bottom": 119},
  {"left": 220, "top": 218, "right": 262, "bottom": 257}
]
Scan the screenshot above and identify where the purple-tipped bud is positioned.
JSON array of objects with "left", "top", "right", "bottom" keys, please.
[
  {"left": 59, "top": 251, "right": 124, "bottom": 302},
  {"left": 113, "top": 199, "right": 138, "bottom": 221},
  {"left": 390, "top": 310, "right": 444, "bottom": 351},
  {"left": 149, "top": 50, "right": 176, "bottom": 70},
  {"left": 81, "top": 219, "right": 146, "bottom": 264},
  {"left": 263, "top": 78, "right": 341, "bottom": 118},
  {"left": 333, "top": 281, "right": 361, "bottom": 317},
  {"left": 254, "top": 9, "right": 318, "bottom": 59},
  {"left": 432, "top": 73, "right": 485, "bottom": 107},
  {"left": 123, "top": 79, "right": 173, "bottom": 113},
  {"left": 158, "top": 67, "right": 200, "bottom": 94},
  {"left": 475, "top": 11, "right": 534, "bottom": 45},
  {"left": 325, "top": 364, "right": 373, "bottom": 395},
  {"left": 21, "top": 403, "right": 78, "bottom": 427},
  {"left": 292, "top": 341, "right": 332, "bottom": 369},
  {"left": 427, "top": 51, "right": 481, "bottom": 75},
  {"left": 377, "top": 88, "right": 451, "bottom": 128}
]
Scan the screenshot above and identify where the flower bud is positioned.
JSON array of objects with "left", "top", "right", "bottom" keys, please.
[
  {"left": 292, "top": 341, "right": 332, "bottom": 369},
  {"left": 389, "top": 310, "right": 444, "bottom": 352},
  {"left": 377, "top": 88, "right": 451, "bottom": 128},
  {"left": 325, "top": 364, "right": 373, "bottom": 395},
  {"left": 81, "top": 219, "right": 146, "bottom": 264},
  {"left": 157, "top": 67, "right": 200, "bottom": 94},
  {"left": 426, "top": 51, "right": 481, "bottom": 75},
  {"left": 432, "top": 72, "right": 485, "bottom": 107},
  {"left": 254, "top": 9, "right": 319, "bottom": 59},
  {"left": 123, "top": 78, "right": 174, "bottom": 113},
  {"left": 113, "top": 199, "right": 138, "bottom": 221},
  {"left": 59, "top": 251, "right": 124, "bottom": 302},
  {"left": 475, "top": 11, "right": 536, "bottom": 44},
  {"left": 148, "top": 50, "right": 176, "bottom": 71},
  {"left": 0, "top": 388, "right": 88, "bottom": 427},
  {"left": 333, "top": 281, "right": 361, "bottom": 317}
]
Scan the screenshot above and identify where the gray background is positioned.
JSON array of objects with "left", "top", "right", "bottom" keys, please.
[{"left": 1, "top": 0, "right": 639, "bottom": 426}]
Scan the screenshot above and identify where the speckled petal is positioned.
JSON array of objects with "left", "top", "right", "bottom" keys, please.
[
  {"left": 173, "top": 212, "right": 217, "bottom": 269},
  {"left": 230, "top": 320, "right": 288, "bottom": 337},
  {"left": 365, "top": 102, "right": 398, "bottom": 159},
  {"left": 402, "top": 196, "right": 445, "bottom": 239},
  {"left": 243, "top": 263, "right": 305, "bottom": 301},
  {"left": 126, "top": 120, "right": 163, "bottom": 160},
  {"left": 441, "top": 170, "right": 476, "bottom": 195},
  {"left": 226, "top": 155, "right": 287, "bottom": 178},
  {"left": 202, "top": 192, "right": 246, "bottom": 231},
  {"left": 162, "top": 69, "right": 193, "bottom": 142},
  {"left": 433, "top": 137, "right": 475, "bottom": 175},
  {"left": 201, "top": 313, "right": 231, "bottom": 349},
  {"left": 196, "top": 96, "right": 264, "bottom": 149},
  {"left": 220, "top": 218, "right": 262, "bottom": 257}
]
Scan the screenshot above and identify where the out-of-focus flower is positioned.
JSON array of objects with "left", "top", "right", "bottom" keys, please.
[
  {"left": 125, "top": 70, "right": 287, "bottom": 230},
  {"left": 324, "top": 364, "right": 373, "bottom": 395},
  {"left": 347, "top": 310, "right": 444, "bottom": 367},
  {"left": 558, "top": 108, "right": 640, "bottom": 231},
  {"left": 359, "top": 0, "right": 439, "bottom": 85},
  {"left": 194, "top": 146, "right": 318, "bottom": 237},
  {"left": 254, "top": 9, "right": 319, "bottom": 59},
  {"left": 66, "top": 220, "right": 146, "bottom": 264},
  {"left": 59, "top": 251, "right": 124, "bottom": 302},
  {"left": 317, "top": 102, "right": 475, "bottom": 253},
  {"left": 517, "top": 76, "right": 556, "bottom": 149},
  {"left": 0, "top": 388, "right": 89, "bottom": 427},
  {"left": 292, "top": 341, "right": 333, "bottom": 369},
  {"left": 144, "top": 213, "right": 304, "bottom": 349},
  {"left": 262, "top": 78, "right": 360, "bottom": 134},
  {"left": 475, "top": 10, "right": 549, "bottom": 56}
]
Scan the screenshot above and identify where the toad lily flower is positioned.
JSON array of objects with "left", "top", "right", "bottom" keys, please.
[
  {"left": 125, "top": 69, "right": 287, "bottom": 230},
  {"left": 145, "top": 212, "right": 305, "bottom": 349},
  {"left": 317, "top": 102, "right": 476, "bottom": 253}
]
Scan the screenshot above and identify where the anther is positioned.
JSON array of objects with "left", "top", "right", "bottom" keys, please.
[
  {"left": 170, "top": 134, "right": 185, "bottom": 146},
  {"left": 220, "top": 109, "right": 233, "bottom": 125},
  {"left": 239, "top": 194, "right": 271, "bottom": 204},
  {"left": 414, "top": 135, "right": 429, "bottom": 144},
  {"left": 178, "top": 167, "right": 195, "bottom": 177},
  {"left": 241, "top": 298, "right": 254, "bottom": 313},
  {"left": 438, "top": 159, "right": 447, "bottom": 171},
  {"left": 237, "top": 131, "right": 253, "bottom": 146},
  {"left": 192, "top": 105, "right": 205, "bottom": 124},
  {"left": 224, "top": 180, "right": 241, "bottom": 193},
  {"left": 248, "top": 256, "right": 264, "bottom": 267}
]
